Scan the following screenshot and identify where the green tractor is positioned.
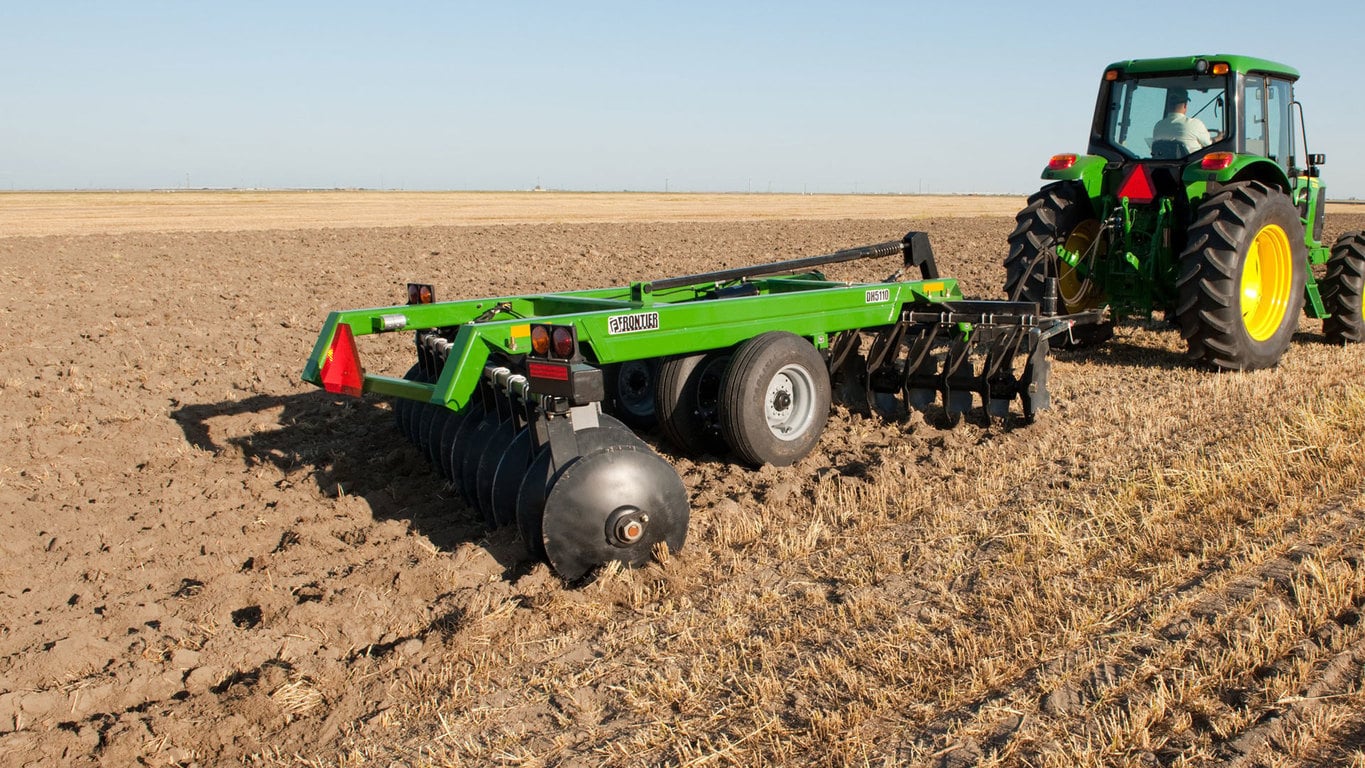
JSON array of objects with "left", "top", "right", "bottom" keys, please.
[{"left": 1007, "top": 54, "right": 1365, "bottom": 369}]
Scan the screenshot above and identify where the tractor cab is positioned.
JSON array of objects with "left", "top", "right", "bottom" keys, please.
[{"left": 1086, "top": 56, "right": 1312, "bottom": 189}]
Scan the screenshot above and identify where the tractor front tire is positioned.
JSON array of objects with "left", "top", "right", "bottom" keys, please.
[
  {"left": 1005, "top": 181, "right": 1110, "bottom": 347},
  {"left": 1322, "top": 232, "right": 1365, "bottom": 345},
  {"left": 1175, "top": 181, "right": 1307, "bottom": 370}
]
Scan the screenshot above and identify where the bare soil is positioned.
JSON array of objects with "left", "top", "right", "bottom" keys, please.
[{"left": 2, "top": 195, "right": 1364, "bottom": 766}]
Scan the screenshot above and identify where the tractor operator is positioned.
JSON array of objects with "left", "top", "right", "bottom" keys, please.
[{"left": 1152, "top": 88, "right": 1213, "bottom": 155}]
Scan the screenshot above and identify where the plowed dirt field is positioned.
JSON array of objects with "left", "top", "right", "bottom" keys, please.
[{"left": 2, "top": 193, "right": 1364, "bottom": 767}]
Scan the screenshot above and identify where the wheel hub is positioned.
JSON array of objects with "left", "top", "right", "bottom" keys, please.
[
  {"left": 771, "top": 390, "right": 792, "bottom": 412},
  {"left": 606, "top": 506, "right": 649, "bottom": 546},
  {"left": 1056, "top": 219, "right": 1105, "bottom": 313},
  {"left": 764, "top": 365, "right": 816, "bottom": 441}
]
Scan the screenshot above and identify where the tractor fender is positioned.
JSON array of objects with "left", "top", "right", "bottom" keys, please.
[
  {"left": 1041, "top": 153, "right": 1107, "bottom": 201},
  {"left": 1184, "top": 155, "right": 1292, "bottom": 202}
]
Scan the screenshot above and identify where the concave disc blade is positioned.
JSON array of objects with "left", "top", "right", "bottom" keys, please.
[
  {"left": 491, "top": 428, "right": 534, "bottom": 529},
  {"left": 445, "top": 400, "right": 486, "bottom": 497},
  {"left": 458, "top": 409, "right": 503, "bottom": 521},
  {"left": 542, "top": 444, "right": 689, "bottom": 582},
  {"left": 434, "top": 405, "right": 470, "bottom": 482},
  {"left": 424, "top": 407, "right": 453, "bottom": 467},
  {"left": 514, "top": 414, "right": 645, "bottom": 563},
  {"left": 395, "top": 364, "right": 422, "bottom": 441},
  {"left": 516, "top": 447, "right": 553, "bottom": 561},
  {"left": 474, "top": 417, "right": 520, "bottom": 526},
  {"left": 415, "top": 403, "right": 441, "bottom": 456}
]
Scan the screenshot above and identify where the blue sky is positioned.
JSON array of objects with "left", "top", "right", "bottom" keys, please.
[{"left": 4, "top": 1, "right": 1364, "bottom": 197}]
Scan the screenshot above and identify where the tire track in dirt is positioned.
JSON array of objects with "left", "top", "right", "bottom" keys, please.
[{"left": 905, "top": 498, "right": 1365, "bottom": 765}]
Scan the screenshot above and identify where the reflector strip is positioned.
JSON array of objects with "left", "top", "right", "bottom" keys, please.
[
  {"left": 528, "top": 361, "right": 570, "bottom": 381},
  {"left": 320, "top": 324, "right": 364, "bottom": 397}
]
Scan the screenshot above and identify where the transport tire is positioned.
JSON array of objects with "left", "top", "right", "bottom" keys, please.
[
  {"left": 1322, "top": 231, "right": 1365, "bottom": 345},
  {"left": 1175, "top": 181, "right": 1307, "bottom": 370},
  {"left": 655, "top": 350, "right": 731, "bottom": 456},
  {"left": 604, "top": 359, "right": 659, "bottom": 429},
  {"left": 1005, "top": 181, "right": 1112, "bottom": 347},
  {"left": 718, "top": 332, "right": 830, "bottom": 468}
]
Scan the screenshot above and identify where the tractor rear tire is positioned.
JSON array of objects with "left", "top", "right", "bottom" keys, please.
[
  {"left": 719, "top": 332, "right": 830, "bottom": 468},
  {"left": 1005, "top": 181, "right": 1111, "bottom": 347},
  {"left": 655, "top": 350, "right": 731, "bottom": 457},
  {"left": 1322, "top": 232, "right": 1365, "bottom": 345},
  {"left": 1175, "top": 181, "right": 1307, "bottom": 370}
]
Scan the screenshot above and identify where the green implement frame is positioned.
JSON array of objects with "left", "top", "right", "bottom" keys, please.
[{"left": 303, "top": 232, "right": 1081, "bottom": 416}]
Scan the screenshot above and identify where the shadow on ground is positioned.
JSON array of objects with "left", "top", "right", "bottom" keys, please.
[{"left": 170, "top": 391, "right": 534, "bottom": 576}]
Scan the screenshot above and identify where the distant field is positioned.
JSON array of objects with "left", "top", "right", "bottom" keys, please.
[{"left": 0, "top": 190, "right": 1027, "bottom": 236}]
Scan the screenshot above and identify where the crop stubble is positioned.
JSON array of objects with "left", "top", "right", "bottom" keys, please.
[{"left": 0, "top": 193, "right": 1363, "bottom": 766}]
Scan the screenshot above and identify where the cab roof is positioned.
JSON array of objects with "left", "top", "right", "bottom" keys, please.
[{"left": 1104, "top": 55, "right": 1298, "bottom": 81}]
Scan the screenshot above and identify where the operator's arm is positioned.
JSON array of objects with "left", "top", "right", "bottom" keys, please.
[{"left": 1192, "top": 118, "right": 1213, "bottom": 148}]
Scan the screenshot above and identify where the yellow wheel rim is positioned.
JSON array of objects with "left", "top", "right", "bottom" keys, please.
[
  {"left": 1241, "top": 224, "right": 1293, "bottom": 342},
  {"left": 1058, "top": 220, "right": 1104, "bottom": 313}
]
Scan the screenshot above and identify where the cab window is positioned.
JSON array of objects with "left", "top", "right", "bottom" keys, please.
[
  {"left": 1103, "top": 74, "right": 1227, "bottom": 159},
  {"left": 1242, "top": 75, "right": 1292, "bottom": 168}
]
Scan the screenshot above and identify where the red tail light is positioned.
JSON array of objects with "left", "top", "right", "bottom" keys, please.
[
  {"left": 551, "top": 327, "right": 575, "bottom": 358},
  {"left": 1201, "top": 152, "right": 1235, "bottom": 171},
  {"left": 1116, "top": 164, "right": 1156, "bottom": 205},
  {"left": 1048, "top": 153, "right": 1078, "bottom": 170},
  {"left": 320, "top": 324, "right": 364, "bottom": 397}
]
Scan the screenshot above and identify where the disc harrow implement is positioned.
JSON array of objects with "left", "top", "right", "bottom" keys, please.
[{"left": 302, "top": 232, "right": 1097, "bottom": 580}]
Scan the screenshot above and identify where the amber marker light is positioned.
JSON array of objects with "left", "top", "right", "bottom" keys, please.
[
  {"left": 530, "top": 325, "right": 551, "bottom": 355},
  {"left": 1048, "top": 154, "right": 1078, "bottom": 170},
  {"left": 407, "top": 283, "right": 435, "bottom": 305},
  {"left": 1211, "top": 62, "right": 1229, "bottom": 75},
  {"left": 1201, "top": 152, "right": 1235, "bottom": 171},
  {"left": 1104, "top": 70, "right": 1119, "bottom": 81}
]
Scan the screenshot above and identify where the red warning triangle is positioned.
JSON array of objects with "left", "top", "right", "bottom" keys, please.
[
  {"left": 1117, "top": 164, "right": 1156, "bottom": 205},
  {"left": 320, "top": 324, "right": 364, "bottom": 397}
]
